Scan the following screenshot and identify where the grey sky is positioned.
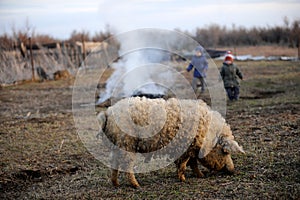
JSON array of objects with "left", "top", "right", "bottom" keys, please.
[{"left": 0, "top": 0, "right": 299, "bottom": 39}]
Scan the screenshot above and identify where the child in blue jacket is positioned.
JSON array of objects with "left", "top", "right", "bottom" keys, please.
[{"left": 186, "top": 46, "right": 208, "bottom": 93}]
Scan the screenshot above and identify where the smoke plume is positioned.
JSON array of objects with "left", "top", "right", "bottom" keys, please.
[{"left": 97, "top": 31, "right": 174, "bottom": 104}]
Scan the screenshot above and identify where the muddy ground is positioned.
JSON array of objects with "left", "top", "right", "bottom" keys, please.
[{"left": 0, "top": 60, "right": 299, "bottom": 199}]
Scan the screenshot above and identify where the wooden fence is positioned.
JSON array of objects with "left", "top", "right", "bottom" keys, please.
[{"left": 5, "top": 39, "right": 118, "bottom": 82}]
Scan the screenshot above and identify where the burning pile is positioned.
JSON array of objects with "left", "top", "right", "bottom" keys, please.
[
  {"left": 131, "top": 83, "right": 166, "bottom": 99},
  {"left": 95, "top": 29, "right": 201, "bottom": 106},
  {"left": 97, "top": 48, "right": 173, "bottom": 104}
]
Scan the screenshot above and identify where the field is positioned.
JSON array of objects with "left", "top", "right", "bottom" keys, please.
[
  {"left": 218, "top": 45, "right": 298, "bottom": 57},
  {"left": 0, "top": 60, "right": 299, "bottom": 199}
]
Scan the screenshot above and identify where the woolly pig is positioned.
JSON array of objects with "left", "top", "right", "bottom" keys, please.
[{"left": 97, "top": 97, "right": 244, "bottom": 188}]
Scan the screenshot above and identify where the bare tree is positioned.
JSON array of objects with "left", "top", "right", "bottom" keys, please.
[
  {"left": 0, "top": 33, "right": 14, "bottom": 50},
  {"left": 290, "top": 20, "right": 300, "bottom": 58},
  {"left": 92, "top": 24, "right": 113, "bottom": 42},
  {"left": 12, "top": 18, "right": 35, "bottom": 44},
  {"left": 68, "top": 30, "right": 90, "bottom": 43},
  {"left": 11, "top": 18, "right": 35, "bottom": 57}
]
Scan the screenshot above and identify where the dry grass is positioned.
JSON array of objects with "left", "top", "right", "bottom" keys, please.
[
  {"left": 0, "top": 61, "right": 299, "bottom": 199},
  {"left": 218, "top": 45, "right": 298, "bottom": 57}
]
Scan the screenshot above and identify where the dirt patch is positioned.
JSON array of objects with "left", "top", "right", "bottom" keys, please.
[
  {"left": 241, "top": 90, "right": 286, "bottom": 99},
  {"left": 0, "top": 61, "right": 299, "bottom": 199}
]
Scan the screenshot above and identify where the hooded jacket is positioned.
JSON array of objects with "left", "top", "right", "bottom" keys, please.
[
  {"left": 186, "top": 46, "right": 208, "bottom": 78},
  {"left": 220, "top": 62, "right": 243, "bottom": 87}
]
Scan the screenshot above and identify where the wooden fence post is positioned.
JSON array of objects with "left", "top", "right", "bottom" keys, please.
[
  {"left": 297, "top": 35, "right": 300, "bottom": 61},
  {"left": 81, "top": 35, "right": 86, "bottom": 67},
  {"left": 28, "top": 37, "right": 35, "bottom": 81},
  {"left": 19, "top": 41, "right": 27, "bottom": 58}
]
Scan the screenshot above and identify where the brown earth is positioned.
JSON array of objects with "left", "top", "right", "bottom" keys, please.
[{"left": 0, "top": 60, "right": 299, "bottom": 199}]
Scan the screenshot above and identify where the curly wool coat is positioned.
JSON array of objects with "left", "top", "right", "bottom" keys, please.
[{"left": 97, "top": 97, "right": 244, "bottom": 188}]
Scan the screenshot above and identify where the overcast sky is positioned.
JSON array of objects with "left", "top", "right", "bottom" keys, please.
[{"left": 0, "top": 0, "right": 299, "bottom": 39}]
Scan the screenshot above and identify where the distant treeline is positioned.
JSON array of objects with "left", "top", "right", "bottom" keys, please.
[
  {"left": 0, "top": 24, "right": 115, "bottom": 50},
  {"left": 191, "top": 19, "right": 300, "bottom": 48},
  {"left": 0, "top": 18, "right": 299, "bottom": 50}
]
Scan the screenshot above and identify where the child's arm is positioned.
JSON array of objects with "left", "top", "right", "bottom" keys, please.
[
  {"left": 236, "top": 67, "right": 243, "bottom": 80},
  {"left": 186, "top": 63, "right": 193, "bottom": 72}
]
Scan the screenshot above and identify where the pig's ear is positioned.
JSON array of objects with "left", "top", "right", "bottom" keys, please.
[{"left": 222, "top": 140, "right": 245, "bottom": 154}]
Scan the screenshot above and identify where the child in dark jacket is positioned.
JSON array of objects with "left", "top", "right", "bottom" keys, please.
[
  {"left": 186, "top": 46, "right": 208, "bottom": 93},
  {"left": 220, "top": 52, "right": 243, "bottom": 101}
]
